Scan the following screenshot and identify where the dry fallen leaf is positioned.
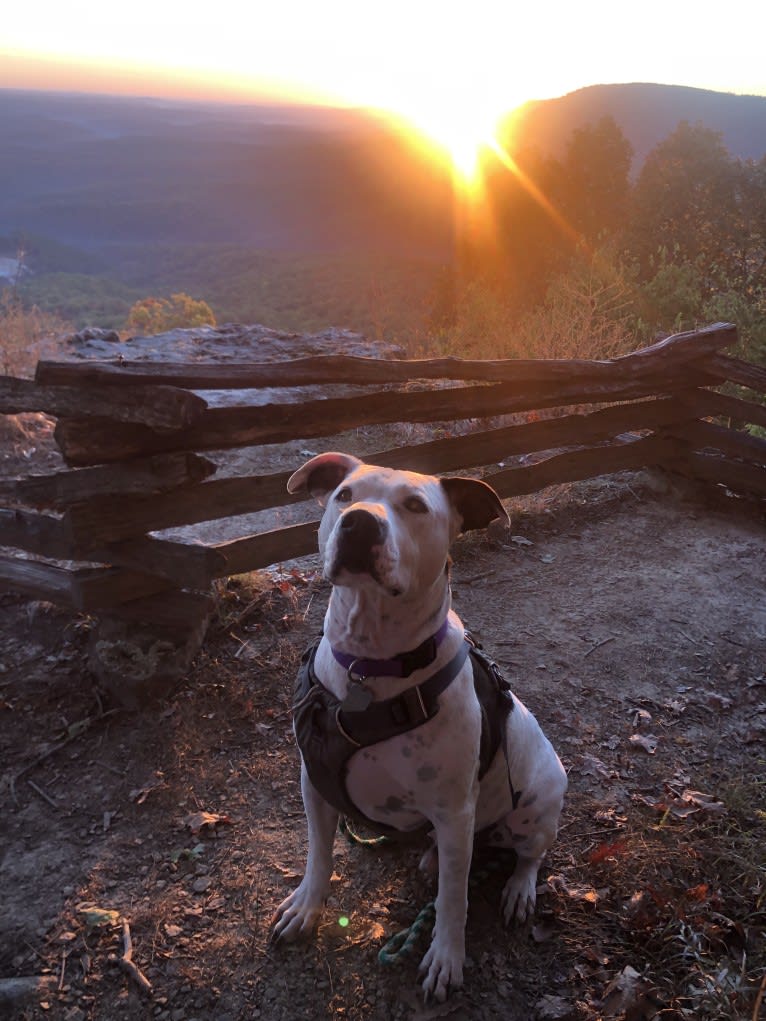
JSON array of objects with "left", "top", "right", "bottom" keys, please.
[
  {"left": 77, "top": 905, "right": 120, "bottom": 932},
  {"left": 628, "top": 733, "right": 658, "bottom": 754},
  {"left": 545, "top": 875, "right": 601, "bottom": 906},
  {"left": 581, "top": 753, "right": 613, "bottom": 779},
  {"left": 183, "top": 810, "right": 233, "bottom": 834},
  {"left": 588, "top": 839, "right": 629, "bottom": 864},
  {"left": 273, "top": 861, "right": 304, "bottom": 880},
  {"left": 679, "top": 789, "right": 726, "bottom": 814},
  {"left": 601, "top": 964, "right": 661, "bottom": 1020}
]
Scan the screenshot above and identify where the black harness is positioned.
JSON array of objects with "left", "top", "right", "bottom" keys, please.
[{"left": 292, "top": 636, "right": 515, "bottom": 838}]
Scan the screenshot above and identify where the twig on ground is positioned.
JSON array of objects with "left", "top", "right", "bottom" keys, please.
[
  {"left": 58, "top": 949, "right": 68, "bottom": 991},
  {"left": 584, "top": 636, "right": 617, "bottom": 658},
  {"left": 26, "top": 779, "right": 58, "bottom": 809},
  {"left": 110, "top": 919, "right": 152, "bottom": 996},
  {"left": 9, "top": 709, "right": 120, "bottom": 805},
  {"left": 676, "top": 628, "right": 697, "bottom": 644}
]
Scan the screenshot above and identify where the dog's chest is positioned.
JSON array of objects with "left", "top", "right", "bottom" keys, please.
[
  {"left": 344, "top": 719, "right": 450, "bottom": 831},
  {"left": 343, "top": 671, "right": 482, "bottom": 831}
]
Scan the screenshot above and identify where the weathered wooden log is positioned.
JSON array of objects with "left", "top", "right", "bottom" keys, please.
[
  {"left": 0, "top": 375, "right": 207, "bottom": 432},
  {"left": 215, "top": 434, "right": 688, "bottom": 574},
  {"left": 63, "top": 475, "right": 302, "bottom": 550},
  {"left": 484, "top": 433, "right": 682, "bottom": 499},
  {"left": 102, "top": 536, "right": 226, "bottom": 590},
  {"left": 0, "top": 556, "right": 171, "bottom": 610},
  {"left": 0, "top": 555, "right": 79, "bottom": 605},
  {"left": 54, "top": 368, "right": 720, "bottom": 465},
  {"left": 57, "top": 393, "right": 697, "bottom": 547},
  {"left": 103, "top": 588, "right": 214, "bottom": 633},
  {"left": 702, "top": 352, "right": 766, "bottom": 394},
  {"left": 668, "top": 450, "right": 766, "bottom": 498},
  {"left": 71, "top": 565, "right": 173, "bottom": 610},
  {"left": 214, "top": 521, "right": 319, "bottom": 576},
  {"left": 35, "top": 322, "right": 737, "bottom": 389},
  {"left": 0, "top": 508, "right": 224, "bottom": 590},
  {"left": 694, "top": 388, "right": 766, "bottom": 428},
  {"left": 0, "top": 507, "right": 75, "bottom": 560},
  {"left": 369, "top": 391, "right": 719, "bottom": 475},
  {"left": 665, "top": 419, "right": 766, "bottom": 464},
  {"left": 0, "top": 452, "right": 217, "bottom": 510}
]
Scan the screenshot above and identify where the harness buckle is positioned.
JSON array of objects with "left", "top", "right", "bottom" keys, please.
[{"left": 400, "top": 685, "right": 429, "bottom": 725}]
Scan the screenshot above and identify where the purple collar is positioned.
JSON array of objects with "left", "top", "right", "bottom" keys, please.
[{"left": 331, "top": 618, "right": 450, "bottom": 679}]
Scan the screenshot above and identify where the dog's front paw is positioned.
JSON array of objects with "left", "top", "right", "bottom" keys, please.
[
  {"left": 418, "top": 937, "right": 464, "bottom": 1002},
  {"left": 501, "top": 871, "right": 537, "bottom": 924},
  {"left": 270, "top": 880, "right": 326, "bottom": 943}
]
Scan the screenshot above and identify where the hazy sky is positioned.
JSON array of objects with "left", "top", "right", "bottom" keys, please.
[{"left": 2, "top": 0, "right": 765, "bottom": 119}]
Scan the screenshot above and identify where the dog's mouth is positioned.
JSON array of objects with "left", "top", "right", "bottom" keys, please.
[
  {"left": 330, "top": 544, "right": 377, "bottom": 578},
  {"left": 328, "top": 549, "right": 402, "bottom": 597}
]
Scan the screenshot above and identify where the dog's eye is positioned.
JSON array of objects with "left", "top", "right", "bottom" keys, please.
[
  {"left": 403, "top": 495, "right": 428, "bottom": 514},
  {"left": 335, "top": 487, "right": 352, "bottom": 503}
]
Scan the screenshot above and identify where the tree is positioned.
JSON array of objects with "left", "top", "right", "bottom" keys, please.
[
  {"left": 559, "top": 117, "right": 634, "bottom": 244},
  {"left": 629, "top": 121, "right": 737, "bottom": 278},
  {"left": 127, "top": 292, "right": 215, "bottom": 335}
]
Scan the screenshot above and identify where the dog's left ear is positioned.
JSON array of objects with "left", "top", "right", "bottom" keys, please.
[
  {"left": 287, "top": 452, "right": 362, "bottom": 506},
  {"left": 441, "top": 476, "right": 510, "bottom": 534}
]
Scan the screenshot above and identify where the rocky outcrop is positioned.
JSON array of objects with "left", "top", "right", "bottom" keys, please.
[{"left": 66, "top": 323, "right": 404, "bottom": 363}]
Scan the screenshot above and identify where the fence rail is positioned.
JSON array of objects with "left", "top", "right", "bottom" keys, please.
[{"left": 1, "top": 321, "right": 764, "bottom": 645}]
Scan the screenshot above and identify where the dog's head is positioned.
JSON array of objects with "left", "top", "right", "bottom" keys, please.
[{"left": 287, "top": 453, "right": 509, "bottom": 599}]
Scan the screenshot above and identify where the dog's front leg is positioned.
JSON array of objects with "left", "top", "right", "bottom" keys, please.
[
  {"left": 271, "top": 761, "right": 338, "bottom": 942},
  {"left": 418, "top": 805, "right": 475, "bottom": 1002}
]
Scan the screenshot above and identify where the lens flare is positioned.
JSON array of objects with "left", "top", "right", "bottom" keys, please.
[{"left": 398, "top": 94, "right": 505, "bottom": 186}]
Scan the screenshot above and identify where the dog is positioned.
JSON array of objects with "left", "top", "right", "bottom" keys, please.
[{"left": 271, "top": 453, "right": 567, "bottom": 1001}]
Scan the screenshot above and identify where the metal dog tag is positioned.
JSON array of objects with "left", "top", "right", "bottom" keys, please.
[{"left": 341, "top": 683, "right": 372, "bottom": 712}]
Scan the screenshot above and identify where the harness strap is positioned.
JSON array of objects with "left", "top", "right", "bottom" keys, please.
[
  {"left": 292, "top": 637, "right": 515, "bottom": 840},
  {"left": 332, "top": 639, "right": 470, "bottom": 747}
]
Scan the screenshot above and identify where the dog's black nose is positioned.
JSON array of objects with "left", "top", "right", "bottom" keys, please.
[{"left": 339, "top": 508, "right": 384, "bottom": 546}]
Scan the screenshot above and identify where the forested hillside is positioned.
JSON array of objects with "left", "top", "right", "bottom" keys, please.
[{"left": 1, "top": 84, "right": 765, "bottom": 367}]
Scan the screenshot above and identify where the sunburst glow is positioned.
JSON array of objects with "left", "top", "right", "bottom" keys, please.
[{"left": 403, "top": 100, "right": 504, "bottom": 183}]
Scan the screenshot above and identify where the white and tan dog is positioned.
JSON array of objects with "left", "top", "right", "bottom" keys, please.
[{"left": 272, "top": 453, "right": 566, "bottom": 1001}]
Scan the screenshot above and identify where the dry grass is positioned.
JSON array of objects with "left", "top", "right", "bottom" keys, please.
[
  {"left": 541, "top": 746, "right": 765, "bottom": 1021},
  {"left": 406, "top": 251, "right": 642, "bottom": 363},
  {"left": 0, "top": 289, "right": 71, "bottom": 377}
]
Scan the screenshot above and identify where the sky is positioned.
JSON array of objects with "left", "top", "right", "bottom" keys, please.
[{"left": 2, "top": 0, "right": 766, "bottom": 162}]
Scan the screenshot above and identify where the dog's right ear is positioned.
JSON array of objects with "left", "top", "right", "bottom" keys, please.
[{"left": 287, "top": 452, "right": 362, "bottom": 506}]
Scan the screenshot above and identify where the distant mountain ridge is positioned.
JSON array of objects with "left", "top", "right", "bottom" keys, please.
[
  {"left": 506, "top": 83, "right": 766, "bottom": 169},
  {"left": 1, "top": 82, "right": 765, "bottom": 262}
]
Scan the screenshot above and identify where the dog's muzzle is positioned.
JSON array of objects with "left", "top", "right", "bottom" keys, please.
[{"left": 331, "top": 508, "right": 387, "bottom": 578}]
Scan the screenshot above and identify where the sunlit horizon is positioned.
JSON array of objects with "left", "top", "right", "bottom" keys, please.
[{"left": 2, "top": 0, "right": 766, "bottom": 185}]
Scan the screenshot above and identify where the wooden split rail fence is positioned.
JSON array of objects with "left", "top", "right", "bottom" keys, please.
[{"left": 0, "top": 321, "right": 765, "bottom": 648}]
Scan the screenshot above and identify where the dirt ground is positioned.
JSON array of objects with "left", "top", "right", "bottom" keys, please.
[{"left": 1, "top": 440, "right": 765, "bottom": 1019}]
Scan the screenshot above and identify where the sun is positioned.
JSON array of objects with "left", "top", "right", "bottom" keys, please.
[{"left": 403, "top": 100, "right": 503, "bottom": 184}]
